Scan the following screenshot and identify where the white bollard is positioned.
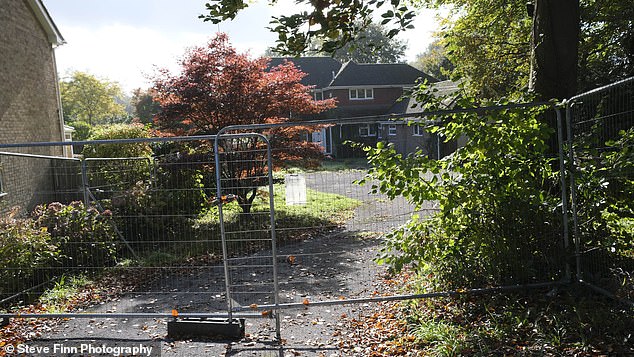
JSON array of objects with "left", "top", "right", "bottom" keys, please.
[{"left": 284, "top": 174, "right": 307, "bottom": 205}]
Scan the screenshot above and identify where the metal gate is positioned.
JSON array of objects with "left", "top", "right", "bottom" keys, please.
[
  {"left": 213, "top": 132, "right": 281, "bottom": 338},
  {"left": 0, "top": 135, "right": 277, "bottom": 332}
]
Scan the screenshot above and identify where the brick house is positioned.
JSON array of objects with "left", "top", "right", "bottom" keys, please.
[
  {"left": 269, "top": 57, "right": 458, "bottom": 158},
  {"left": 379, "top": 80, "right": 461, "bottom": 159},
  {"left": 0, "top": 0, "right": 68, "bottom": 211}
]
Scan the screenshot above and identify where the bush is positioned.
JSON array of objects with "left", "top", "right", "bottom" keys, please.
[
  {"left": 82, "top": 123, "right": 153, "bottom": 159},
  {"left": 0, "top": 211, "right": 58, "bottom": 298},
  {"left": 82, "top": 124, "right": 155, "bottom": 202},
  {"left": 32, "top": 202, "right": 117, "bottom": 269},
  {"left": 67, "top": 120, "right": 93, "bottom": 141},
  {"left": 576, "top": 128, "right": 634, "bottom": 255},
  {"left": 361, "top": 90, "right": 564, "bottom": 288}
]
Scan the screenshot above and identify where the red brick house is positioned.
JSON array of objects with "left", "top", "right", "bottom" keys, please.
[{"left": 269, "top": 57, "right": 460, "bottom": 158}]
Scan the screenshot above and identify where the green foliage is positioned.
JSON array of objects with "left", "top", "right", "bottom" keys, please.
[
  {"left": 82, "top": 124, "right": 155, "bottom": 201},
  {"left": 574, "top": 128, "right": 634, "bottom": 256},
  {"left": 305, "top": 21, "right": 408, "bottom": 63},
  {"left": 60, "top": 71, "right": 127, "bottom": 125},
  {"left": 425, "top": 0, "right": 632, "bottom": 97},
  {"left": 578, "top": 1, "right": 634, "bottom": 90},
  {"left": 410, "top": 40, "right": 455, "bottom": 81},
  {"left": 82, "top": 123, "right": 153, "bottom": 159},
  {"left": 67, "top": 120, "right": 93, "bottom": 141},
  {"left": 32, "top": 202, "right": 117, "bottom": 269},
  {"left": 39, "top": 275, "right": 92, "bottom": 312},
  {"left": 436, "top": 0, "right": 532, "bottom": 98},
  {"left": 0, "top": 212, "right": 58, "bottom": 297},
  {"left": 201, "top": 0, "right": 415, "bottom": 56},
  {"left": 359, "top": 87, "right": 562, "bottom": 288}
]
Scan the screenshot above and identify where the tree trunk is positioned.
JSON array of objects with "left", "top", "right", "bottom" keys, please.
[{"left": 529, "top": 0, "right": 580, "bottom": 101}]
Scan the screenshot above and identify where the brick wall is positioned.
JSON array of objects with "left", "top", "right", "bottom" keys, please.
[{"left": 0, "top": 0, "right": 65, "bottom": 213}]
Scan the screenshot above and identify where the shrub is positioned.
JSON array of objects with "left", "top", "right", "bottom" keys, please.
[
  {"left": 360, "top": 90, "right": 564, "bottom": 288},
  {"left": 67, "top": 120, "right": 93, "bottom": 141},
  {"left": 32, "top": 202, "right": 117, "bottom": 269},
  {"left": 82, "top": 124, "right": 155, "bottom": 202},
  {"left": 0, "top": 210, "right": 59, "bottom": 298},
  {"left": 82, "top": 123, "right": 153, "bottom": 159}
]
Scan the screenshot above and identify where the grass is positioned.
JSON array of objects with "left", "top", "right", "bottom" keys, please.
[
  {"left": 318, "top": 157, "right": 370, "bottom": 171},
  {"left": 115, "top": 183, "right": 360, "bottom": 267},
  {"left": 411, "top": 319, "right": 467, "bottom": 356},
  {"left": 398, "top": 286, "right": 634, "bottom": 355},
  {"left": 197, "top": 183, "right": 360, "bottom": 237}
]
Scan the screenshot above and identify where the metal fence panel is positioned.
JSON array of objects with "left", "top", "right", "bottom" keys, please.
[
  {"left": 216, "top": 107, "right": 568, "bottom": 321},
  {"left": 0, "top": 137, "right": 239, "bottom": 317},
  {"left": 567, "top": 77, "right": 634, "bottom": 305},
  {"left": 0, "top": 102, "right": 580, "bottom": 340}
]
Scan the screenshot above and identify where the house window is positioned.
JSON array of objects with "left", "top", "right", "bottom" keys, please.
[
  {"left": 349, "top": 88, "right": 374, "bottom": 100},
  {"left": 412, "top": 124, "right": 424, "bottom": 136},
  {"left": 388, "top": 124, "right": 397, "bottom": 136},
  {"left": 359, "top": 124, "right": 377, "bottom": 137},
  {"left": 378, "top": 124, "right": 383, "bottom": 139},
  {"left": 314, "top": 90, "right": 324, "bottom": 101}
]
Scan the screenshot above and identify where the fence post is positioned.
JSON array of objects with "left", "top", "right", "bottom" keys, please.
[
  {"left": 214, "top": 135, "right": 234, "bottom": 323},
  {"left": 565, "top": 103, "right": 582, "bottom": 282},
  {"left": 555, "top": 107, "right": 571, "bottom": 282},
  {"left": 81, "top": 159, "right": 89, "bottom": 207},
  {"left": 264, "top": 137, "right": 282, "bottom": 342}
]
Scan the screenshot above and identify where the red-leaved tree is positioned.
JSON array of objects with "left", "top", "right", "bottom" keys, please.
[{"left": 152, "top": 33, "right": 336, "bottom": 213}]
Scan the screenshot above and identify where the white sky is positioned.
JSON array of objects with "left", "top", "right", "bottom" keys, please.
[{"left": 45, "top": 0, "right": 439, "bottom": 95}]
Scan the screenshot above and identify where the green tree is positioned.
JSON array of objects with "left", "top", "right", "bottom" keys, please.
[
  {"left": 305, "top": 22, "right": 408, "bottom": 63},
  {"left": 410, "top": 40, "right": 454, "bottom": 81},
  {"left": 434, "top": 0, "right": 533, "bottom": 99},
  {"left": 60, "top": 71, "right": 127, "bottom": 125},
  {"left": 201, "top": 0, "right": 416, "bottom": 56},
  {"left": 202, "top": 0, "right": 633, "bottom": 99},
  {"left": 130, "top": 88, "right": 161, "bottom": 125}
]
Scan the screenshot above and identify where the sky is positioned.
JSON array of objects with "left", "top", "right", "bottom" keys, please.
[{"left": 45, "top": 0, "right": 439, "bottom": 95}]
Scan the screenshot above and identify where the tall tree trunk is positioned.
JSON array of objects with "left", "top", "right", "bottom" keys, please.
[{"left": 529, "top": 0, "right": 580, "bottom": 101}]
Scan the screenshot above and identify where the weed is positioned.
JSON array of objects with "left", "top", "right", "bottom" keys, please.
[{"left": 39, "top": 275, "right": 92, "bottom": 312}]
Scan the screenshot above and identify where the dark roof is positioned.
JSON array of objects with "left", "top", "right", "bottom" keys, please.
[
  {"left": 330, "top": 61, "right": 435, "bottom": 87},
  {"left": 387, "top": 80, "right": 462, "bottom": 115},
  {"left": 268, "top": 57, "right": 342, "bottom": 89}
]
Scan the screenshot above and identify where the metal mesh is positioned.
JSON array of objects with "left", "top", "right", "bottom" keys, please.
[
  {"left": 0, "top": 103, "right": 577, "bottom": 338},
  {"left": 218, "top": 110, "right": 567, "bottom": 318},
  {"left": 567, "top": 77, "right": 634, "bottom": 304},
  {"left": 0, "top": 138, "right": 231, "bottom": 315}
]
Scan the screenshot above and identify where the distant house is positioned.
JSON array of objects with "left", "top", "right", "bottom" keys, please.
[
  {"left": 0, "top": 0, "right": 67, "bottom": 210},
  {"left": 380, "top": 80, "right": 461, "bottom": 159},
  {"left": 269, "top": 57, "right": 459, "bottom": 158}
]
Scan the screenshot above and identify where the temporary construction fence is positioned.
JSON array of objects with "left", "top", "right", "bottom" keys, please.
[
  {"left": 0, "top": 78, "right": 631, "bottom": 341},
  {"left": 566, "top": 77, "right": 634, "bottom": 305}
]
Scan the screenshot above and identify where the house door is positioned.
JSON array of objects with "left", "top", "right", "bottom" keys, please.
[{"left": 312, "top": 128, "right": 332, "bottom": 155}]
